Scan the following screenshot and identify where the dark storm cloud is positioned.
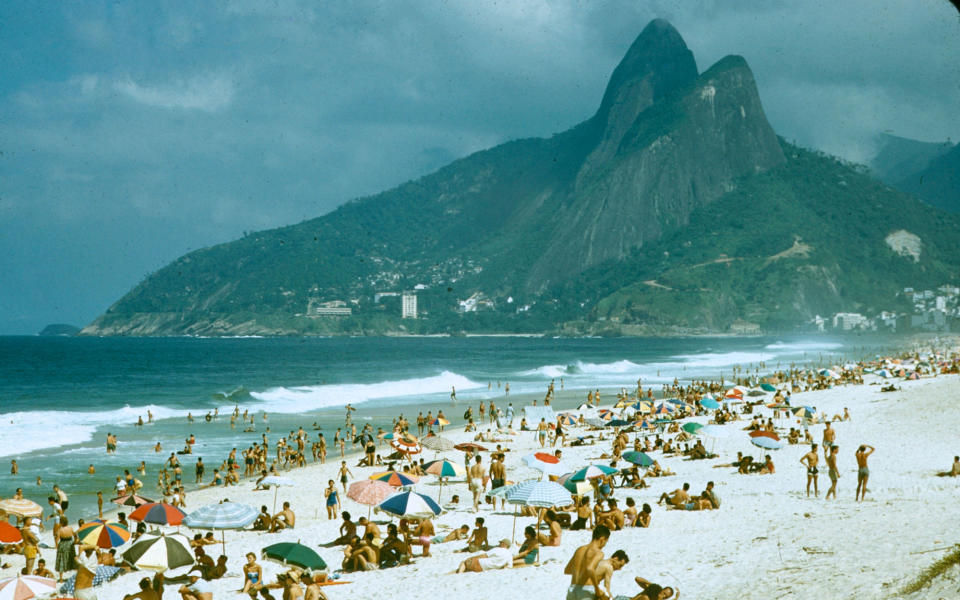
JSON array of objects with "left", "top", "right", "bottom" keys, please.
[{"left": 1, "top": 0, "right": 957, "bottom": 333}]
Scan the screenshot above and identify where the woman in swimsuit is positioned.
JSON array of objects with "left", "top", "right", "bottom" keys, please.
[
  {"left": 325, "top": 480, "right": 340, "bottom": 520},
  {"left": 512, "top": 526, "right": 540, "bottom": 567},
  {"left": 241, "top": 552, "right": 263, "bottom": 595},
  {"left": 570, "top": 497, "right": 592, "bottom": 531}
]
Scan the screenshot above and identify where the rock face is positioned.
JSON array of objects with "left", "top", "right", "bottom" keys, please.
[{"left": 82, "top": 20, "right": 851, "bottom": 336}]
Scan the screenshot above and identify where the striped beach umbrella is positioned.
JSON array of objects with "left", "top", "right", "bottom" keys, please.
[
  {"left": 0, "top": 575, "right": 56, "bottom": 600},
  {"left": 557, "top": 414, "right": 578, "bottom": 427},
  {"left": 506, "top": 480, "right": 572, "bottom": 508},
  {"left": 128, "top": 503, "right": 186, "bottom": 526},
  {"left": 262, "top": 542, "right": 327, "bottom": 571},
  {"left": 622, "top": 451, "right": 654, "bottom": 467},
  {"left": 635, "top": 419, "right": 657, "bottom": 431},
  {"left": 421, "top": 436, "right": 455, "bottom": 452},
  {"left": 121, "top": 532, "right": 193, "bottom": 572},
  {"left": 428, "top": 417, "right": 450, "bottom": 427},
  {"left": 569, "top": 464, "right": 618, "bottom": 482},
  {"left": 653, "top": 403, "right": 676, "bottom": 416},
  {"left": 369, "top": 471, "right": 419, "bottom": 487},
  {"left": 596, "top": 409, "right": 614, "bottom": 421},
  {"left": 556, "top": 473, "right": 593, "bottom": 496},
  {"left": 749, "top": 430, "right": 781, "bottom": 442},
  {"left": 522, "top": 453, "right": 570, "bottom": 477},
  {"left": 630, "top": 401, "right": 653, "bottom": 413},
  {"left": 112, "top": 493, "right": 152, "bottom": 507},
  {"left": 489, "top": 480, "right": 523, "bottom": 497},
  {"left": 77, "top": 520, "right": 129, "bottom": 549},
  {"left": 424, "top": 459, "right": 465, "bottom": 478},
  {"left": 390, "top": 434, "right": 422, "bottom": 455},
  {"left": 378, "top": 491, "right": 441, "bottom": 518},
  {"left": 0, "top": 499, "right": 42, "bottom": 519},
  {"left": 790, "top": 406, "right": 816, "bottom": 419},
  {"left": 184, "top": 501, "right": 258, "bottom": 554}
]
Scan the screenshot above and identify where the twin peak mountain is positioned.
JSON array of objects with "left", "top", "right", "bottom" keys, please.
[{"left": 86, "top": 20, "right": 956, "bottom": 336}]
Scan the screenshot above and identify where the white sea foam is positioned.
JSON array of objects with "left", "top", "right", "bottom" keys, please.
[
  {"left": 520, "top": 360, "right": 645, "bottom": 378},
  {"left": 764, "top": 341, "right": 843, "bottom": 351},
  {"left": 0, "top": 404, "right": 190, "bottom": 458},
  {"left": 247, "top": 371, "right": 483, "bottom": 413}
]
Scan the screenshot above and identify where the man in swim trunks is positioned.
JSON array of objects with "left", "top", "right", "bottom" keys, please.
[
  {"left": 825, "top": 445, "right": 840, "bottom": 500},
  {"left": 468, "top": 455, "right": 486, "bottom": 512},
  {"left": 595, "top": 550, "right": 630, "bottom": 600},
  {"left": 564, "top": 525, "right": 610, "bottom": 600},
  {"left": 855, "top": 444, "right": 875, "bottom": 502},
  {"left": 800, "top": 444, "right": 819, "bottom": 497},
  {"left": 822, "top": 422, "right": 836, "bottom": 461}
]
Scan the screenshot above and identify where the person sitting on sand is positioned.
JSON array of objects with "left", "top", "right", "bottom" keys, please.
[
  {"left": 177, "top": 575, "right": 214, "bottom": 600},
  {"left": 241, "top": 552, "right": 263, "bottom": 595},
  {"left": 454, "top": 538, "right": 513, "bottom": 573},
  {"left": 657, "top": 483, "right": 690, "bottom": 507},
  {"left": 342, "top": 536, "right": 377, "bottom": 572},
  {"left": 323, "top": 512, "right": 356, "bottom": 546},
  {"left": 304, "top": 572, "right": 329, "bottom": 600},
  {"left": 123, "top": 577, "right": 161, "bottom": 600},
  {"left": 252, "top": 506, "right": 272, "bottom": 531},
  {"left": 623, "top": 497, "right": 638, "bottom": 527},
  {"left": 357, "top": 516, "right": 381, "bottom": 543},
  {"left": 33, "top": 558, "right": 54, "bottom": 579},
  {"left": 570, "top": 497, "right": 593, "bottom": 531},
  {"left": 513, "top": 526, "right": 540, "bottom": 567},
  {"left": 459, "top": 517, "right": 489, "bottom": 552},
  {"left": 597, "top": 499, "right": 625, "bottom": 531},
  {"left": 538, "top": 509, "right": 562, "bottom": 546},
  {"left": 759, "top": 455, "right": 775, "bottom": 475},
  {"left": 936, "top": 456, "right": 960, "bottom": 477},
  {"left": 270, "top": 501, "right": 295, "bottom": 532},
  {"left": 636, "top": 503, "right": 652, "bottom": 528},
  {"left": 378, "top": 523, "right": 411, "bottom": 569}
]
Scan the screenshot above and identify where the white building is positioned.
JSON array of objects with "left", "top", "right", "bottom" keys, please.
[
  {"left": 832, "top": 312, "right": 868, "bottom": 331},
  {"left": 401, "top": 292, "right": 418, "bottom": 319}
]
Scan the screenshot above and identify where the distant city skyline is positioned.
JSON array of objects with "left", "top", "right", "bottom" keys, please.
[{"left": 2, "top": 1, "right": 958, "bottom": 333}]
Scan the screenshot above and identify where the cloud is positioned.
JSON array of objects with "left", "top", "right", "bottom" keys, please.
[{"left": 114, "top": 73, "right": 235, "bottom": 111}]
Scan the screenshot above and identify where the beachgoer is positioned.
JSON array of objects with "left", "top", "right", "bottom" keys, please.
[
  {"left": 564, "top": 525, "right": 610, "bottom": 600},
  {"left": 513, "top": 525, "right": 540, "bottom": 567},
  {"left": 468, "top": 455, "right": 487, "bottom": 512},
  {"left": 454, "top": 538, "right": 512, "bottom": 573},
  {"left": 595, "top": 550, "right": 630, "bottom": 599},
  {"left": 800, "top": 444, "right": 820, "bottom": 497},
  {"left": 324, "top": 480, "right": 340, "bottom": 519},
  {"left": 855, "top": 444, "right": 875, "bottom": 502}
]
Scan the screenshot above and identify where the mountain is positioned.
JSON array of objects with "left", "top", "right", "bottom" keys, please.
[
  {"left": 82, "top": 20, "right": 960, "bottom": 337},
  {"left": 895, "top": 143, "right": 960, "bottom": 214},
  {"left": 869, "top": 133, "right": 953, "bottom": 185}
]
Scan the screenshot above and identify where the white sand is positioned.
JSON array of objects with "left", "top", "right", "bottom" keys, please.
[{"left": 7, "top": 372, "right": 960, "bottom": 599}]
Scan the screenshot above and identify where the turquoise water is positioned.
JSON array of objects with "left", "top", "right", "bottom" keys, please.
[{"left": 0, "top": 334, "right": 892, "bottom": 517}]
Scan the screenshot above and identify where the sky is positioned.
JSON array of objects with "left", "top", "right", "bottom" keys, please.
[{"left": 2, "top": 0, "right": 958, "bottom": 334}]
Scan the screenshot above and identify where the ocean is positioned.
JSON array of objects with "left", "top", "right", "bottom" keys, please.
[{"left": 0, "top": 334, "right": 895, "bottom": 517}]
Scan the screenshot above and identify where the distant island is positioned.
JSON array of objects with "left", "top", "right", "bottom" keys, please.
[
  {"left": 82, "top": 20, "right": 960, "bottom": 338},
  {"left": 39, "top": 324, "right": 81, "bottom": 337}
]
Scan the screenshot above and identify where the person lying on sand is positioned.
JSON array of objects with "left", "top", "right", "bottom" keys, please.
[
  {"left": 432, "top": 524, "right": 470, "bottom": 544},
  {"left": 454, "top": 538, "right": 513, "bottom": 573},
  {"left": 935, "top": 456, "right": 960, "bottom": 477},
  {"left": 612, "top": 576, "right": 676, "bottom": 600}
]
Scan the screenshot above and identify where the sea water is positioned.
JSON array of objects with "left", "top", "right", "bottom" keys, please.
[{"left": 0, "top": 334, "right": 895, "bottom": 517}]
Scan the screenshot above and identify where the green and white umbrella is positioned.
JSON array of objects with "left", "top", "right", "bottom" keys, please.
[{"left": 122, "top": 532, "right": 194, "bottom": 572}]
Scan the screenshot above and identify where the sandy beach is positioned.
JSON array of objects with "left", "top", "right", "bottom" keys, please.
[{"left": 3, "top": 360, "right": 960, "bottom": 600}]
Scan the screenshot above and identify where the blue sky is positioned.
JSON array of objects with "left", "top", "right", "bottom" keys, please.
[{"left": 2, "top": 1, "right": 958, "bottom": 334}]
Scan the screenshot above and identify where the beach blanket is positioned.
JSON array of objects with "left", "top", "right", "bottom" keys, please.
[{"left": 59, "top": 565, "right": 124, "bottom": 594}]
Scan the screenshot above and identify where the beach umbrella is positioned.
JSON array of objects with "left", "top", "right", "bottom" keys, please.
[
  {"left": 700, "top": 398, "right": 720, "bottom": 410},
  {"left": 653, "top": 403, "right": 676, "bottom": 416},
  {"left": 378, "top": 491, "right": 441, "bottom": 519},
  {"left": 700, "top": 425, "right": 729, "bottom": 439},
  {"left": 751, "top": 437, "right": 784, "bottom": 450},
  {"left": 790, "top": 406, "right": 816, "bottom": 419},
  {"left": 183, "top": 501, "right": 259, "bottom": 554},
  {"left": 766, "top": 403, "right": 790, "bottom": 409},
  {"left": 749, "top": 430, "right": 781, "bottom": 442},
  {"left": 121, "top": 532, "right": 193, "bottom": 572},
  {"left": 262, "top": 542, "right": 327, "bottom": 571},
  {"left": 760, "top": 383, "right": 777, "bottom": 392},
  {"left": 57, "top": 566, "right": 123, "bottom": 596},
  {"left": 905, "top": 372, "right": 920, "bottom": 380},
  {"left": 665, "top": 398, "right": 686, "bottom": 406},
  {"left": 556, "top": 472, "right": 593, "bottom": 496},
  {"left": 489, "top": 481, "right": 524, "bottom": 498},
  {"left": 747, "top": 390, "right": 767, "bottom": 397},
  {"left": 454, "top": 443, "right": 488, "bottom": 452},
  {"left": 506, "top": 480, "right": 573, "bottom": 548},
  {"left": 0, "top": 499, "right": 42, "bottom": 519},
  {"left": 390, "top": 434, "right": 422, "bottom": 456},
  {"left": 635, "top": 419, "right": 657, "bottom": 432},
  {"left": 421, "top": 436, "right": 455, "bottom": 452},
  {"left": 0, "top": 523, "right": 22, "bottom": 545},
  {"left": 259, "top": 475, "right": 296, "bottom": 513},
  {"left": 0, "top": 576, "right": 56, "bottom": 600},
  {"left": 424, "top": 459, "right": 466, "bottom": 501},
  {"left": 128, "top": 502, "right": 186, "bottom": 526},
  {"left": 77, "top": 520, "right": 129, "bottom": 549},
  {"left": 629, "top": 401, "right": 653, "bottom": 413},
  {"left": 111, "top": 494, "right": 152, "bottom": 508},
  {"left": 621, "top": 451, "right": 654, "bottom": 467},
  {"left": 596, "top": 409, "right": 614, "bottom": 422},
  {"left": 569, "top": 464, "right": 618, "bottom": 482},
  {"left": 369, "top": 471, "right": 419, "bottom": 487},
  {"left": 428, "top": 417, "right": 450, "bottom": 427},
  {"left": 681, "top": 422, "right": 704, "bottom": 435},
  {"left": 347, "top": 480, "right": 396, "bottom": 517},
  {"left": 607, "top": 419, "right": 631, "bottom": 427},
  {"left": 557, "top": 414, "right": 578, "bottom": 427},
  {"left": 724, "top": 388, "right": 744, "bottom": 400},
  {"left": 522, "top": 453, "right": 570, "bottom": 477}
]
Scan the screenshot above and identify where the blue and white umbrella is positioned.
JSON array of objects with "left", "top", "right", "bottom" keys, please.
[
  {"left": 505, "top": 480, "right": 573, "bottom": 508},
  {"left": 751, "top": 436, "right": 784, "bottom": 450},
  {"left": 59, "top": 566, "right": 124, "bottom": 595},
  {"left": 378, "top": 491, "right": 441, "bottom": 518},
  {"left": 184, "top": 501, "right": 259, "bottom": 553}
]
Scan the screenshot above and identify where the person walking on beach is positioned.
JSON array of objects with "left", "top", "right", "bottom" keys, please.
[
  {"left": 825, "top": 446, "right": 840, "bottom": 500},
  {"left": 855, "top": 444, "right": 875, "bottom": 502},
  {"left": 468, "top": 455, "right": 486, "bottom": 512},
  {"left": 800, "top": 444, "right": 820, "bottom": 497},
  {"left": 564, "top": 525, "right": 610, "bottom": 600},
  {"left": 338, "top": 461, "right": 353, "bottom": 493}
]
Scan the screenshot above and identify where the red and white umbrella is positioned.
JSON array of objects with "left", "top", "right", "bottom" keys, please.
[
  {"left": 0, "top": 575, "right": 56, "bottom": 600},
  {"left": 390, "top": 434, "right": 422, "bottom": 455}
]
